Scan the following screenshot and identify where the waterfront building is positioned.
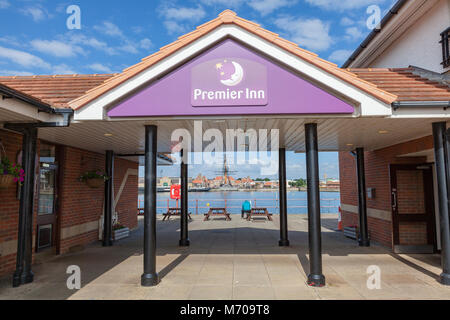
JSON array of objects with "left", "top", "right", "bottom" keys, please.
[{"left": 0, "top": 1, "right": 449, "bottom": 289}]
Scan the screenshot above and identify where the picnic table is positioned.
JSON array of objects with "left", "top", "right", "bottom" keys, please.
[
  {"left": 162, "top": 208, "right": 193, "bottom": 221},
  {"left": 204, "top": 208, "right": 232, "bottom": 221},
  {"left": 246, "top": 208, "right": 273, "bottom": 221}
]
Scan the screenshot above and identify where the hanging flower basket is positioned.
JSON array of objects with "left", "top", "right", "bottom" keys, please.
[
  {"left": 0, "top": 150, "right": 25, "bottom": 190},
  {"left": 0, "top": 174, "right": 15, "bottom": 189},
  {"left": 79, "top": 171, "right": 110, "bottom": 189},
  {"left": 85, "top": 178, "right": 105, "bottom": 189}
]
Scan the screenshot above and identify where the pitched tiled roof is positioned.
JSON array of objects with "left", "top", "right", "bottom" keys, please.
[
  {"left": 1, "top": 13, "right": 448, "bottom": 110},
  {"left": 67, "top": 10, "right": 397, "bottom": 109},
  {"left": 347, "top": 68, "right": 450, "bottom": 101},
  {"left": 0, "top": 74, "right": 115, "bottom": 108}
]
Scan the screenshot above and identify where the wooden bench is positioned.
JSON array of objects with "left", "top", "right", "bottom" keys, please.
[
  {"left": 162, "top": 208, "right": 192, "bottom": 221},
  {"left": 246, "top": 208, "right": 273, "bottom": 221},
  {"left": 204, "top": 208, "right": 232, "bottom": 221}
]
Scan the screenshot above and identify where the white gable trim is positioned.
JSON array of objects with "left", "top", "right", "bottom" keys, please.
[{"left": 74, "top": 25, "right": 392, "bottom": 121}]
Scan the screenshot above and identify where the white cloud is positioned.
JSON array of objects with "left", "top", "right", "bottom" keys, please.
[
  {"left": 68, "top": 34, "right": 116, "bottom": 55},
  {"left": 0, "top": 0, "right": 10, "bottom": 9},
  {"left": 340, "top": 17, "right": 354, "bottom": 26},
  {"left": 328, "top": 49, "right": 352, "bottom": 64},
  {"left": 162, "top": 6, "right": 206, "bottom": 22},
  {"left": 305, "top": 0, "right": 386, "bottom": 11},
  {"left": 139, "top": 38, "right": 152, "bottom": 50},
  {"left": 132, "top": 26, "right": 144, "bottom": 34},
  {"left": 0, "top": 46, "right": 78, "bottom": 75},
  {"left": 120, "top": 44, "right": 139, "bottom": 54},
  {"left": 274, "top": 16, "right": 332, "bottom": 51},
  {"left": 0, "top": 70, "right": 34, "bottom": 76},
  {"left": 52, "top": 64, "right": 77, "bottom": 75},
  {"left": 94, "top": 21, "right": 124, "bottom": 38},
  {"left": 344, "top": 27, "right": 364, "bottom": 41},
  {"left": 0, "top": 46, "right": 50, "bottom": 69},
  {"left": 88, "top": 63, "right": 114, "bottom": 74},
  {"left": 0, "top": 36, "right": 21, "bottom": 47},
  {"left": 160, "top": 5, "right": 207, "bottom": 35},
  {"left": 200, "top": 0, "right": 246, "bottom": 8},
  {"left": 163, "top": 21, "right": 187, "bottom": 35},
  {"left": 30, "top": 39, "right": 84, "bottom": 58},
  {"left": 248, "top": 0, "right": 297, "bottom": 16},
  {"left": 20, "top": 6, "right": 51, "bottom": 22}
]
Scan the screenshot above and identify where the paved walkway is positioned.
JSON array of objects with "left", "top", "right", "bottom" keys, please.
[{"left": 1, "top": 214, "right": 449, "bottom": 300}]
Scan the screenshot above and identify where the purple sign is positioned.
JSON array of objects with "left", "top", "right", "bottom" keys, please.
[
  {"left": 107, "top": 39, "right": 354, "bottom": 117},
  {"left": 191, "top": 58, "right": 268, "bottom": 107}
]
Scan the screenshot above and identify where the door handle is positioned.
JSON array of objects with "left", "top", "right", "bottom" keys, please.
[{"left": 392, "top": 191, "right": 397, "bottom": 209}]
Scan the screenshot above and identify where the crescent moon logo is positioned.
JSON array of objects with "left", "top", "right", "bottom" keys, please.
[{"left": 217, "top": 60, "right": 244, "bottom": 87}]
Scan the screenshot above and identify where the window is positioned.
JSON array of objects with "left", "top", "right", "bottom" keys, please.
[{"left": 441, "top": 27, "right": 450, "bottom": 68}]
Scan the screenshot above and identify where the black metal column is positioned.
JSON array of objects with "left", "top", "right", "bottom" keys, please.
[
  {"left": 141, "top": 125, "right": 160, "bottom": 287},
  {"left": 279, "top": 148, "right": 290, "bottom": 246},
  {"left": 13, "top": 127, "right": 37, "bottom": 287},
  {"left": 179, "top": 150, "right": 190, "bottom": 247},
  {"left": 356, "top": 148, "right": 370, "bottom": 247},
  {"left": 305, "top": 123, "right": 325, "bottom": 287},
  {"left": 433, "top": 122, "right": 450, "bottom": 285},
  {"left": 103, "top": 150, "right": 114, "bottom": 247}
]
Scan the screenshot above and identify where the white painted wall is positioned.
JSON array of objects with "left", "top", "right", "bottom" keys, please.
[{"left": 371, "top": 0, "right": 450, "bottom": 74}]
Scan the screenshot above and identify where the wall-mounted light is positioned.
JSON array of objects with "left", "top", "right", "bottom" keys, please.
[
  {"left": 104, "top": 133, "right": 114, "bottom": 137},
  {"left": 378, "top": 130, "right": 389, "bottom": 134}
]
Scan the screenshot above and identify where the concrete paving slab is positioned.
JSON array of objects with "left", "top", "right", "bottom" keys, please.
[{"left": 1, "top": 214, "right": 449, "bottom": 300}]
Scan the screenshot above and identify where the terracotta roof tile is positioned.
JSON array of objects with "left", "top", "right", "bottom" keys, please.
[
  {"left": 0, "top": 74, "right": 115, "bottom": 108},
  {"left": 347, "top": 68, "right": 450, "bottom": 101}
]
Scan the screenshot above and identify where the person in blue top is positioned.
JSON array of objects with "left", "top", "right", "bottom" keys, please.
[{"left": 242, "top": 200, "right": 252, "bottom": 219}]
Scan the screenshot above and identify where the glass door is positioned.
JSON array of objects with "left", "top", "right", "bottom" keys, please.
[{"left": 36, "top": 144, "right": 59, "bottom": 252}]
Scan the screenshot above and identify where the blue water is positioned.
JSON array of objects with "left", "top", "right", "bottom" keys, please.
[{"left": 138, "top": 191, "right": 340, "bottom": 215}]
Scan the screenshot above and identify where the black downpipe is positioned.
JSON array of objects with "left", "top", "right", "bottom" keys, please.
[
  {"left": 279, "top": 148, "right": 290, "bottom": 246},
  {"left": 141, "top": 125, "right": 160, "bottom": 287},
  {"left": 305, "top": 123, "right": 326, "bottom": 287},
  {"left": 103, "top": 150, "right": 114, "bottom": 247},
  {"left": 433, "top": 122, "right": 450, "bottom": 285},
  {"left": 179, "top": 150, "right": 190, "bottom": 247},
  {"left": 12, "top": 127, "right": 37, "bottom": 287},
  {"left": 356, "top": 148, "right": 370, "bottom": 247}
]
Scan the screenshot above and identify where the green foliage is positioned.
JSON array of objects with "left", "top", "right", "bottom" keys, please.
[
  {"left": 289, "top": 178, "right": 307, "bottom": 188},
  {"left": 79, "top": 171, "right": 110, "bottom": 182}
]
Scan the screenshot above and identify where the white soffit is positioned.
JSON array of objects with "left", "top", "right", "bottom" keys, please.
[
  {"left": 74, "top": 25, "right": 392, "bottom": 121},
  {"left": 0, "top": 98, "right": 55, "bottom": 123}
]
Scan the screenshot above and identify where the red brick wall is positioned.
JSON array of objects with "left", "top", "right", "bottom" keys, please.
[
  {"left": 59, "top": 147, "right": 138, "bottom": 254},
  {"left": 0, "top": 129, "right": 23, "bottom": 276},
  {"left": 0, "top": 131, "right": 138, "bottom": 276},
  {"left": 114, "top": 158, "right": 138, "bottom": 230},
  {"left": 339, "top": 135, "right": 432, "bottom": 248},
  {"left": 58, "top": 147, "right": 106, "bottom": 253}
]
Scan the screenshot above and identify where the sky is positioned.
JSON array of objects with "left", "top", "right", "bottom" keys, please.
[
  {"left": 140, "top": 151, "right": 341, "bottom": 181},
  {"left": 0, "top": 0, "right": 398, "bottom": 179}
]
